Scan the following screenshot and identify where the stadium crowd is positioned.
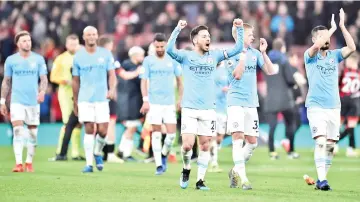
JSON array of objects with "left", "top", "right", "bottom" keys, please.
[{"left": 0, "top": 0, "right": 360, "bottom": 123}]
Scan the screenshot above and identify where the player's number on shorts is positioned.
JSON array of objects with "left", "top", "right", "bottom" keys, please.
[
  {"left": 341, "top": 77, "right": 360, "bottom": 93},
  {"left": 252, "top": 120, "right": 258, "bottom": 130},
  {"left": 211, "top": 121, "right": 216, "bottom": 131}
]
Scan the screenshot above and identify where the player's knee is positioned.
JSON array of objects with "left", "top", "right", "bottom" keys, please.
[
  {"left": 232, "top": 132, "right": 244, "bottom": 140},
  {"left": 13, "top": 126, "right": 24, "bottom": 137},
  {"left": 246, "top": 136, "right": 257, "bottom": 144},
  {"left": 315, "top": 136, "right": 326, "bottom": 149},
  {"left": 199, "top": 141, "right": 211, "bottom": 151},
  {"left": 182, "top": 143, "right": 193, "bottom": 152},
  {"left": 84, "top": 123, "right": 95, "bottom": 134}
]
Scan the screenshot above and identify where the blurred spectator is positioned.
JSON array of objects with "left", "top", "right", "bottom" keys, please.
[{"left": 270, "top": 2, "right": 294, "bottom": 34}]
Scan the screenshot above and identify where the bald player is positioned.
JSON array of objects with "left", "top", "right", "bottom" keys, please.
[{"left": 72, "top": 26, "right": 117, "bottom": 173}]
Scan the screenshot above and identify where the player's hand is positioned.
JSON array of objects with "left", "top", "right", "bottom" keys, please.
[
  {"left": 136, "top": 66, "right": 144, "bottom": 75},
  {"left": 106, "top": 89, "right": 116, "bottom": 100},
  {"left": 140, "top": 101, "right": 150, "bottom": 114},
  {"left": 233, "top": 18, "right": 243, "bottom": 27},
  {"left": 330, "top": 13, "right": 337, "bottom": 31},
  {"left": 259, "top": 38, "right": 268, "bottom": 53},
  {"left": 73, "top": 104, "right": 78, "bottom": 117},
  {"left": 1, "top": 104, "right": 8, "bottom": 117},
  {"left": 339, "top": 8, "right": 345, "bottom": 29},
  {"left": 37, "top": 91, "right": 45, "bottom": 103},
  {"left": 61, "top": 80, "right": 71, "bottom": 86},
  {"left": 177, "top": 20, "right": 187, "bottom": 30},
  {"left": 222, "top": 86, "right": 229, "bottom": 92},
  {"left": 176, "top": 100, "right": 181, "bottom": 111}
]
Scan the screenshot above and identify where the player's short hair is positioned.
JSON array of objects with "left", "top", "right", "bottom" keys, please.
[
  {"left": 128, "top": 46, "right": 145, "bottom": 57},
  {"left": 190, "top": 25, "right": 208, "bottom": 45},
  {"left": 154, "top": 33, "right": 166, "bottom": 42},
  {"left": 243, "top": 23, "right": 253, "bottom": 30},
  {"left": 311, "top": 25, "right": 328, "bottom": 37},
  {"left": 14, "top": 31, "right": 30, "bottom": 44},
  {"left": 232, "top": 23, "right": 253, "bottom": 40},
  {"left": 98, "top": 35, "right": 113, "bottom": 47},
  {"left": 66, "top": 34, "right": 79, "bottom": 41},
  {"left": 273, "top": 38, "right": 285, "bottom": 51}
]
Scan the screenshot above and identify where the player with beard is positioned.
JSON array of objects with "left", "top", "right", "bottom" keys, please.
[
  {"left": 1, "top": 31, "right": 48, "bottom": 172},
  {"left": 139, "top": 33, "right": 183, "bottom": 175},
  {"left": 167, "top": 19, "right": 244, "bottom": 190},
  {"left": 304, "top": 9, "right": 356, "bottom": 190}
]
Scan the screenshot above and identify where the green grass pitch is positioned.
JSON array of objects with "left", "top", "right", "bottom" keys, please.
[{"left": 0, "top": 147, "right": 359, "bottom": 202}]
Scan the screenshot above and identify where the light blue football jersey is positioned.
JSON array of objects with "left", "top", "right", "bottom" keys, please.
[
  {"left": 72, "top": 47, "right": 115, "bottom": 103},
  {"left": 304, "top": 49, "right": 343, "bottom": 108},
  {"left": 139, "top": 54, "right": 181, "bottom": 105},
  {"left": 4, "top": 52, "right": 47, "bottom": 106},
  {"left": 166, "top": 26, "right": 244, "bottom": 110},
  {"left": 227, "top": 47, "right": 264, "bottom": 107}
]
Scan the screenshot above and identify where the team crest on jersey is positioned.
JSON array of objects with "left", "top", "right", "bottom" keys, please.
[
  {"left": 98, "top": 57, "right": 105, "bottom": 63},
  {"left": 252, "top": 56, "right": 257, "bottom": 62},
  {"left": 207, "top": 58, "right": 214, "bottom": 64},
  {"left": 329, "top": 58, "right": 335, "bottom": 64},
  {"left": 312, "top": 126, "right": 318, "bottom": 134},
  {"left": 227, "top": 60, "right": 234, "bottom": 67}
]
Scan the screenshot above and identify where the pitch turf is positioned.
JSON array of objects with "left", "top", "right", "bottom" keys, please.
[{"left": 0, "top": 147, "right": 359, "bottom": 202}]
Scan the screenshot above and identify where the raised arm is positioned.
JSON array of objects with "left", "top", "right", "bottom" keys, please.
[
  {"left": 166, "top": 20, "right": 187, "bottom": 63},
  {"left": 339, "top": 8, "right": 356, "bottom": 59},
  {"left": 308, "top": 14, "right": 337, "bottom": 58},
  {"left": 259, "top": 38, "right": 276, "bottom": 75},
  {"left": 224, "top": 19, "right": 244, "bottom": 60}
]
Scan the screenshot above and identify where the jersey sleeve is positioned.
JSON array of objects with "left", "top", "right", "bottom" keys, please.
[
  {"left": 214, "top": 27, "right": 244, "bottom": 62},
  {"left": 38, "top": 56, "right": 48, "bottom": 76},
  {"left": 166, "top": 27, "right": 187, "bottom": 63},
  {"left": 173, "top": 60, "right": 182, "bottom": 76},
  {"left": 72, "top": 55, "right": 80, "bottom": 76},
  {"left": 257, "top": 50, "right": 265, "bottom": 69},
  {"left": 4, "top": 58, "right": 12, "bottom": 77},
  {"left": 50, "top": 56, "right": 65, "bottom": 84},
  {"left": 304, "top": 49, "right": 316, "bottom": 64},
  {"left": 139, "top": 57, "right": 150, "bottom": 79},
  {"left": 107, "top": 51, "right": 116, "bottom": 71},
  {"left": 334, "top": 49, "right": 344, "bottom": 63}
]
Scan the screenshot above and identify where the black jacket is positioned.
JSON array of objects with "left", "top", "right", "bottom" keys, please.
[
  {"left": 116, "top": 59, "right": 143, "bottom": 121},
  {"left": 263, "top": 50, "right": 297, "bottom": 113}
]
